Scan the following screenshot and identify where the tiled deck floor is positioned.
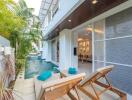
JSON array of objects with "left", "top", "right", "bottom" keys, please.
[
  {"left": 13, "top": 64, "right": 121, "bottom": 100},
  {"left": 78, "top": 62, "right": 92, "bottom": 76},
  {"left": 14, "top": 73, "right": 121, "bottom": 100},
  {"left": 14, "top": 79, "right": 121, "bottom": 100},
  {"left": 13, "top": 78, "right": 35, "bottom": 100}
]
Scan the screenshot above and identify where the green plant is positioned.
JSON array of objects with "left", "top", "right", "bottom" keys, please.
[
  {"left": 0, "top": 0, "right": 42, "bottom": 99},
  {"left": 0, "top": 0, "right": 42, "bottom": 77},
  {"left": 0, "top": 0, "right": 25, "bottom": 38}
]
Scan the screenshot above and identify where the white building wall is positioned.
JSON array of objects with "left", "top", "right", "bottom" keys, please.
[
  {"left": 42, "top": 41, "right": 47, "bottom": 59},
  {"left": 40, "top": 1, "right": 132, "bottom": 98},
  {"left": 41, "top": 0, "right": 85, "bottom": 64},
  {"left": 47, "top": 41, "right": 52, "bottom": 61},
  {"left": 43, "top": 0, "right": 84, "bottom": 36},
  {"left": 51, "top": 39, "right": 57, "bottom": 62},
  {"left": 42, "top": 41, "right": 52, "bottom": 61}
]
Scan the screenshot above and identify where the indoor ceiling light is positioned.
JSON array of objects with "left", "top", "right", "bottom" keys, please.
[
  {"left": 92, "top": 0, "right": 98, "bottom": 4},
  {"left": 86, "top": 28, "right": 103, "bottom": 34},
  {"left": 68, "top": 20, "right": 71, "bottom": 22},
  {"left": 78, "top": 38, "right": 83, "bottom": 41}
]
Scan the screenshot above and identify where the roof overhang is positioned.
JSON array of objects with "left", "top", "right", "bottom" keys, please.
[
  {"left": 39, "top": 0, "right": 58, "bottom": 24},
  {"left": 44, "top": 0, "right": 128, "bottom": 40}
]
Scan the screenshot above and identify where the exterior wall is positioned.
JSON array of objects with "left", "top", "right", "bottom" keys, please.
[
  {"left": 93, "top": 7, "right": 132, "bottom": 96},
  {"left": 42, "top": 41, "right": 52, "bottom": 61},
  {"left": 41, "top": 41, "right": 47, "bottom": 59},
  {"left": 42, "top": 0, "right": 83, "bottom": 36},
  {"left": 41, "top": 0, "right": 85, "bottom": 63},
  {"left": 47, "top": 41, "right": 52, "bottom": 61},
  {"left": 105, "top": 7, "right": 132, "bottom": 95},
  {"left": 0, "top": 36, "right": 10, "bottom": 46},
  {"left": 70, "top": 7, "right": 132, "bottom": 96},
  {"left": 51, "top": 38, "right": 58, "bottom": 62}
]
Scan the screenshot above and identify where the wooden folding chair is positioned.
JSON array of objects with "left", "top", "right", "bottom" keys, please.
[
  {"left": 77, "top": 65, "right": 126, "bottom": 100},
  {"left": 37, "top": 73, "right": 85, "bottom": 100}
]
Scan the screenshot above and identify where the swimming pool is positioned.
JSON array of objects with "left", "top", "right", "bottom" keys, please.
[{"left": 25, "top": 56, "right": 58, "bottom": 79}]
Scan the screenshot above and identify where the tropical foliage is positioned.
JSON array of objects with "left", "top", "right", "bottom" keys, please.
[
  {"left": 0, "top": 0, "right": 42, "bottom": 99},
  {"left": 0, "top": 0, "right": 25, "bottom": 38},
  {"left": 7, "top": 0, "right": 42, "bottom": 68},
  {"left": 1, "top": 0, "right": 42, "bottom": 83}
]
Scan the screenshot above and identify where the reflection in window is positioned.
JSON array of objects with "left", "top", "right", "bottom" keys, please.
[
  {"left": 94, "top": 41, "right": 104, "bottom": 61},
  {"left": 94, "top": 20, "right": 105, "bottom": 40},
  {"left": 94, "top": 61, "right": 104, "bottom": 70},
  {"left": 106, "top": 7, "right": 132, "bottom": 38},
  {"left": 52, "top": 1, "right": 59, "bottom": 18}
]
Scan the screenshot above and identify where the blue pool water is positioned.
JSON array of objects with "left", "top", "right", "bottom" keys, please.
[{"left": 25, "top": 56, "right": 58, "bottom": 79}]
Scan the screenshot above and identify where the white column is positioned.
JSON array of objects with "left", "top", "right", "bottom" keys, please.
[
  {"left": 47, "top": 41, "right": 52, "bottom": 61},
  {"left": 42, "top": 41, "right": 52, "bottom": 61},
  {"left": 59, "top": 29, "right": 72, "bottom": 70},
  {"left": 42, "top": 41, "right": 47, "bottom": 59}
]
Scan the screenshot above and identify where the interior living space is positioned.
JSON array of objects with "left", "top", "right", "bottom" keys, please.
[
  {"left": 73, "top": 26, "right": 93, "bottom": 75},
  {"left": 1, "top": 0, "right": 132, "bottom": 100}
]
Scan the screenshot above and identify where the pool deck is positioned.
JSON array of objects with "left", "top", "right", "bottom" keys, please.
[
  {"left": 13, "top": 67, "right": 35, "bottom": 100},
  {"left": 14, "top": 68, "right": 122, "bottom": 100},
  {"left": 14, "top": 79, "right": 121, "bottom": 100},
  {"left": 14, "top": 78, "right": 35, "bottom": 100}
]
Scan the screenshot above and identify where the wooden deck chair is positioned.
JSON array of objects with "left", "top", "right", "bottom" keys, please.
[
  {"left": 38, "top": 73, "right": 85, "bottom": 100},
  {"left": 77, "top": 65, "right": 126, "bottom": 100}
]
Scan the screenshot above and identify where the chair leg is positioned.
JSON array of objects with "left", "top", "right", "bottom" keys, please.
[
  {"left": 104, "top": 75, "right": 111, "bottom": 86},
  {"left": 74, "top": 86, "right": 81, "bottom": 100},
  {"left": 67, "top": 91, "right": 78, "bottom": 100},
  {"left": 77, "top": 86, "right": 98, "bottom": 100},
  {"left": 90, "top": 82, "right": 100, "bottom": 100}
]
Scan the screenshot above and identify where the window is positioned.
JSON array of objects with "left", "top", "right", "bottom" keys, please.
[{"left": 93, "top": 20, "right": 105, "bottom": 69}]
